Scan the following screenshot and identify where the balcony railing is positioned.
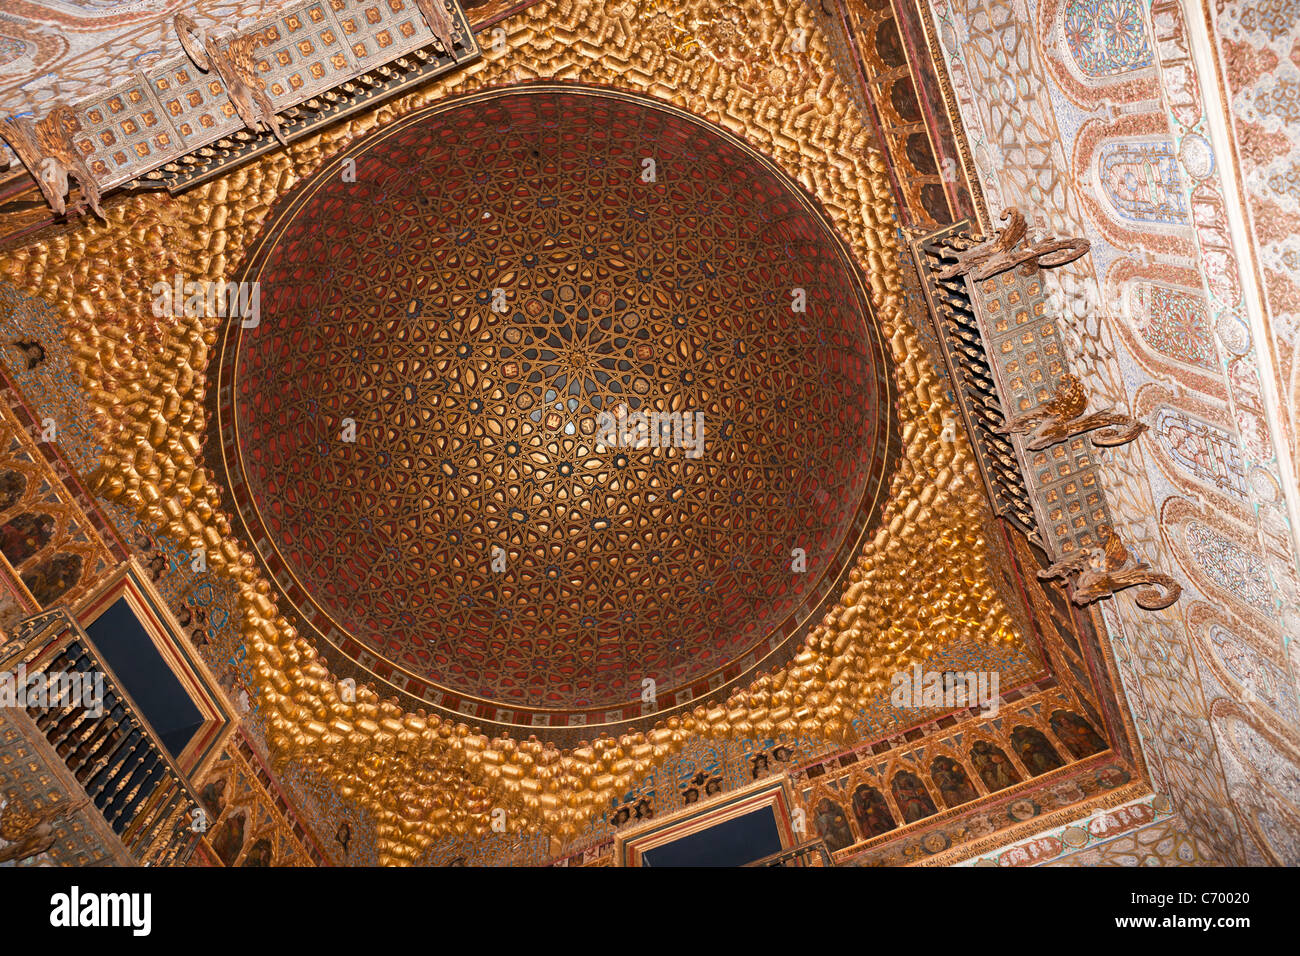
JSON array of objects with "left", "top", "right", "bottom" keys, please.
[
  {"left": 910, "top": 224, "right": 1040, "bottom": 542},
  {"left": 4, "top": 607, "right": 202, "bottom": 865}
]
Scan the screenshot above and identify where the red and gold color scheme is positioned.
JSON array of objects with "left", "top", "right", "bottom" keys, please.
[{"left": 215, "top": 87, "right": 895, "bottom": 738}]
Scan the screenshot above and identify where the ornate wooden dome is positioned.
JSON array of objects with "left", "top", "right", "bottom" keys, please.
[{"left": 214, "top": 85, "right": 894, "bottom": 738}]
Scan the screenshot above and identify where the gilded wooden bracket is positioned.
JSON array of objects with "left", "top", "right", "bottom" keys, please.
[
  {"left": 414, "top": 0, "right": 458, "bottom": 56},
  {"left": 0, "top": 108, "right": 105, "bottom": 219},
  {"left": 995, "top": 373, "right": 1148, "bottom": 451},
  {"left": 175, "top": 14, "right": 286, "bottom": 146},
  {"left": 935, "top": 207, "right": 1090, "bottom": 282},
  {"left": 0, "top": 796, "right": 91, "bottom": 864},
  {"left": 1038, "top": 525, "right": 1181, "bottom": 611},
  {"left": 175, "top": 13, "right": 212, "bottom": 71}
]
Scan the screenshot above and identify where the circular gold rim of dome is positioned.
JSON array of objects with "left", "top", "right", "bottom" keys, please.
[{"left": 210, "top": 83, "right": 899, "bottom": 743}]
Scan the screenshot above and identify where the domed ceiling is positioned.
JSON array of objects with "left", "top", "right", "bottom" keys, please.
[
  {"left": 214, "top": 84, "right": 895, "bottom": 739},
  {"left": 8, "top": 0, "right": 1277, "bottom": 872}
]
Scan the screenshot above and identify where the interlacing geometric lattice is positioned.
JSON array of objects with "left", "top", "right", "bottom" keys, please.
[{"left": 224, "top": 89, "right": 889, "bottom": 726}]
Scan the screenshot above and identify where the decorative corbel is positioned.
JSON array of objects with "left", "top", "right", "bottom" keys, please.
[
  {"left": 0, "top": 796, "right": 91, "bottom": 865},
  {"left": 996, "top": 373, "right": 1147, "bottom": 451},
  {"left": 175, "top": 14, "right": 285, "bottom": 146},
  {"left": 414, "top": 0, "right": 458, "bottom": 56},
  {"left": 936, "top": 207, "right": 1090, "bottom": 282},
  {"left": 1038, "top": 525, "right": 1180, "bottom": 610},
  {"left": 1, "top": 106, "right": 105, "bottom": 219}
]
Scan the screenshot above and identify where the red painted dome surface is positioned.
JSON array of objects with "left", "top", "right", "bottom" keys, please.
[{"left": 216, "top": 85, "right": 894, "bottom": 736}]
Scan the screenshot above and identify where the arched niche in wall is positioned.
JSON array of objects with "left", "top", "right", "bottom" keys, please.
[
  {"left": 1037, "top": 0, "right": 1159, "bottom": 108},
  {"left": 1073, "top": 112, "right": 1198, "bottom": 257},
  {"left": 1187, "top": 600, "right": 1299, "bottom": 731},
  {"left": 1107, "top": 260, "right": 1225, "bottom": 398},
  {"left": 1132, "top": 384, "right": 1249, "bottom": 513},
  {"left": 1161, "top": 497, "right": 1279, "bottom": 630},
  {"left": 1210, "top": 697, "right": 1300, "bottom": 866}
]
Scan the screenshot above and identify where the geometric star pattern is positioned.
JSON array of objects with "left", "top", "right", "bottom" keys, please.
[{"left": 219, "top": 87, "right": 893, "bottom": 730}]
